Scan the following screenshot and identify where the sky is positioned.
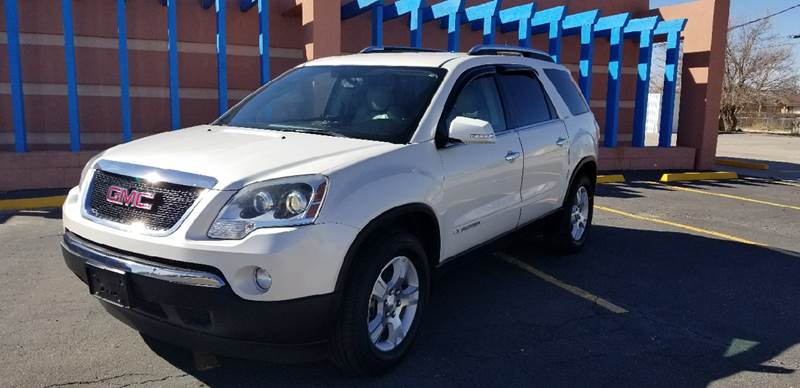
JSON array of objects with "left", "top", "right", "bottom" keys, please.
[{"left": 651, "top": 0, "right": 800, "bottom": 69}]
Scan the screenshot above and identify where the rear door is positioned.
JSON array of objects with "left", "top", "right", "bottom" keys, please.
[{"left": 496, "top": 68, "right": 570, "bottom": 224}]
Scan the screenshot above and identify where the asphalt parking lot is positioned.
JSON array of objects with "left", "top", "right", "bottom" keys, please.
[{"left": 1, "top": 173, "right": 799, "bottom": 387}]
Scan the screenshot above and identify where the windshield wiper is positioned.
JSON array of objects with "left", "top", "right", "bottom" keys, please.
[{"left": 265, "top": 124, "right": 346, "bottom": 138}]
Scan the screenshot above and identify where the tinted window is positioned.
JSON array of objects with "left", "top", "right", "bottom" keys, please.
[
  {"left": 544, "top": 69, "right": 590, "bottom": 116},
  {"left": 217, "top": 66, "right": 445, "bottom": 144},
  {"left": 497, "top": 73, "right": 554, "bottom": 128},
  {"left": 445, "top": 75, "right": 506, "bottom": 133}
]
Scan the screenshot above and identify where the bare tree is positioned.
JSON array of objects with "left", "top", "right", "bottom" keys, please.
[{"left": 721, "top": 19, "right": 799, "bottom": 132}]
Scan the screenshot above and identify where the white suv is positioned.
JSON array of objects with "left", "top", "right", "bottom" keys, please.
[{"left": 61, "top": 46, "right": 598, "bottom": 375}]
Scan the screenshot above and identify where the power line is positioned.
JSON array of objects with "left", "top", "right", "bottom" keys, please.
[
  {"left": 761, "top": 41, "right": 800, "bottom": 49},
  {"left": 729, "top": 3, "right": 800, "bottom": 30}
]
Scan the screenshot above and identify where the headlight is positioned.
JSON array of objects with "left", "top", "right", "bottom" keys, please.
[{"left": 208, "top": 175, "right": 328, "bottom": 239}]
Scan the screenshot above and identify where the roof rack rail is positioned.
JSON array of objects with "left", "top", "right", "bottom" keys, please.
[
  {"left": 360, "top": 46, "right": 445, "bottom": 54},
  {"left": 467, "top": 45, "right": 555, "bottom": 63}
]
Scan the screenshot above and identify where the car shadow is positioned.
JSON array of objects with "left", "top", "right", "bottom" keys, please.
[
  {"left": 717, "top": 157, "right": 800, "bottom": 182},
  {"left": 139, "top": 224, "right": 800, "bottom": 387},
  {"left": 0, "top": 208, "right": 62, "bottom": 224}
]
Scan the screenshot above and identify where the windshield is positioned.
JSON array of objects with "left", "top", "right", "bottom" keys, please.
[{"left": 216, "top": 65, "right": 446, "bottom": 144}]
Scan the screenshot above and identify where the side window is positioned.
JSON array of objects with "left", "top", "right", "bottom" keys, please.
[
  {"left": 496, "top": 73, "right": 554, "bottom": 128},
  {"left": 544, "top": 69, "right": 590, "bottom": 116},
  {"left": 445, "top": 75, "right": 507, "bottom": 133}
]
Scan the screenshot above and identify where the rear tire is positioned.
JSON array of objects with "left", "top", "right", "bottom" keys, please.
[
  {"left": 330, "top": 230, "right": 429, "bottom": 375},
  {"left": 547, "top": 174, "right": 594, "bottom": 253}
]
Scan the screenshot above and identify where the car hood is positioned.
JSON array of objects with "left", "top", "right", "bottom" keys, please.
[{"left": 98, "top": 125, "right": 402, "bottom": 190}]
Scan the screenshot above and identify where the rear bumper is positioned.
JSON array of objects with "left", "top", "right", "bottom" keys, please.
[{"left": 62, "top": 231, "right": 337, "bottom": 362}]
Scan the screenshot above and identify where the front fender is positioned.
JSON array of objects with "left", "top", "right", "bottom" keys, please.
[{"left": 317, "top": 141, "right": 445, "bottom": 232}]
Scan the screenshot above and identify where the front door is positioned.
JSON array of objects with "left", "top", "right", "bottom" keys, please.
[{"left": 438, "top": 70, "right": 524, "bottom": 258}]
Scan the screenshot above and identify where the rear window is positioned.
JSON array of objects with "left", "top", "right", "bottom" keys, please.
[{"left": 544, "top": 69, "right": 590, "bottom": 116}]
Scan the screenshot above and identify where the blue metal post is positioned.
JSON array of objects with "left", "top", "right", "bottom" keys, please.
[
  {"left": 625, "top": 16, "right": 660, "bottom": 148},
  {"left": 258, "top": 0, "right": 270, "bottom": 84},
  {"left": 655, "top": 19, "right": 688, "bottom": 147},
  {"left": 3, "top": 0, "right": 27, "bottom": 152},
  {"left": 430, "top": 0, "right": 464, "bottom": 52},
  {"left": 563, "top": 10, "right": 600, "bottom": 101},
  {"left": 498, "top": 3, "right": 534, "bottom": 47},
  {"left": 216, "top": 0, "right": 228, "bottom": 114},
  {"left": 241, "top": 0, "right": 270, "bottom": 84},
  {"left": 342, "top": 1, "right": 383, "bottom": 47},
  {"left": 117, "top": 0, "right": 132, "bottom": 143},
  {"left": 372, "top": 3, "right": 384, "bottom": 46},
  {"left": 384, "top": 0, "right": 425, "bottom": 47},
  {"left": 167, "top": 0, "right": 180, "bottom": 130},
  {"left": 62, "top": 0, "right": 81, "bottom": 151},
  {"left": 464, "top": 0, "right": 500, "bottom": 45},
  {"left": 531, "top": 6, "right": 566, "bottom": 63},
  {"left": 595, "top": 13, "right": 630, "bottom": 148}
]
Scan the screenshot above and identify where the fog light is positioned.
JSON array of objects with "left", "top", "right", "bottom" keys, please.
[{"left": 254, "top": 267, "right": 272, "bottom": 292}]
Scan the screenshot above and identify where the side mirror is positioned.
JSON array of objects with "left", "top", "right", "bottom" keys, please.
[{"left": 447, "top": 116, "right": 496, "bottom": 144}]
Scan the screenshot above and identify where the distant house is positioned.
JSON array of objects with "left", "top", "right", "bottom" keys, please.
[
  {"left": 742, "top": 95, "right": 800, "bottom": 117},
  {"left": 778, "top": 95, "right": 800, "bottom": 116}
]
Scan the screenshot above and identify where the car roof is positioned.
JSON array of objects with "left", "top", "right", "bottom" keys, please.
[
  {"left": 304, "top": 52, "right": 464, "bottom": 68},
  {"left": 302, "top": 50, "right": 563, "bottom": 73}
]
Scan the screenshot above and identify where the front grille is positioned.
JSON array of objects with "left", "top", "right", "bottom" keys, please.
[{"left": 86, "top": 170, "right": 203, "bottom": 232}]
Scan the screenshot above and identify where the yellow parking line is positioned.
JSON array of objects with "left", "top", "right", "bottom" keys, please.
[
  {"left": 0, "top": 196, "right": 66, "bottom": 211},
  {"left": 595, "top": 205, "right": 764, "bottom": 246},
  {"left": 663, "top": 185, "right": 800, "bottom": 211},
  {"left": 495, "top": 252, "right": 629, "bottom": 314}
]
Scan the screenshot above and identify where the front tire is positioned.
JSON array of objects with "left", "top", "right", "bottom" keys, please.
[
  {"left": 547, "top": 174, "right": 594, "bottom": 253},
  {"left": 330, "top": 231, "right": 429, "bottom": 375}
]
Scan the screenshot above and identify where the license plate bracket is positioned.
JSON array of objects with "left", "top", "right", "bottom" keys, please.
[{"left": 86, "top": 264, "right": 131, "bottom": 308}]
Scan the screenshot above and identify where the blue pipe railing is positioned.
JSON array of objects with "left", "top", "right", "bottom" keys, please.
[
  {"left": 61, "top": 0, "right": 81, "bottom": 151},
  {"left": 215, "top": 0, "right": 228, "bottom": 115},
  {"left": 464, "top": 0, "right": 501, "bottom": 45},
  {"left": 3, "top": 1, "right": 686, "bottom": 153},
  {"left": 3, "top": 0, "right": 27, "bottom": 152},
  {"left": 562, "top": 10, "right": 600, "bottom": 101},
  {"left": 596, "top": 12, "right": 632, "bottom": 148},
  {"left": 164, "top": 0, "right": 181, "bottom": 131},
  {"left": 655, "top": 18, "right": 688, "bottom": 147},
  {"left": 498, "top": 3, "right": 535, "bottom": 48},
  {"left": 117, "top": 0, "right": 132, "bottom": 143},
  {"left": 530, "top": 5, "right": 566, "bottom": 63},
  {"left": 625, "top": 16, "right": 661, "bottom": 148}
]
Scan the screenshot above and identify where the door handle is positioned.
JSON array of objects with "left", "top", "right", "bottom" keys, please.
[
  {"left": 505, "top": 151, "right": 521, "bottom": 162},
  {"left": 556, "top": 137, "right": 569, "bottom": 147}
]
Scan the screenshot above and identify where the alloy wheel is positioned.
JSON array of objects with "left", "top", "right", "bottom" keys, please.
[{"left": 367, "top": 256, "right": 420, "bottom": 352}]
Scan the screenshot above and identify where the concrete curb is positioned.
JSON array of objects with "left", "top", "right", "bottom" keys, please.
[
  {"left": 0, "top": 196, "right": 66, "bottom": 211},
  {"left": 716, "top": 158, "right": 769, "bottom": 170},
  {"left": 659, "top": 171, "right": 738, "bottom": 182},
  {"left": 597, "top": 174, "right": 626, "bottom": 184}
]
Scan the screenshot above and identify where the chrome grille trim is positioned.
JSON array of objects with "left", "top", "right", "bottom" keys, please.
[
  {"left": 81, "top": 161, "right": 216, "bottom": 237},
  {"left": 95, "top": 160, "right": 218, "bottom": 189}
]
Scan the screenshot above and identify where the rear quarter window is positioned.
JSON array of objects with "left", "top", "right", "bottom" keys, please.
[{"left": 544, "top": 69, "right": 590, "bottom": 116}]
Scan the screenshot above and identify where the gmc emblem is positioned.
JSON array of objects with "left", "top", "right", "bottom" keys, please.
[{"left": 105, "top": 186, "right": 156, "bottom": 211}]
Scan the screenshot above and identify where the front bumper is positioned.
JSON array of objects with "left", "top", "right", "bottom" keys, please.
[
  {"left": 62, "top": 185, "right": 360, "bottom": 301},
  {"left": 62, "top": 231, "right": 336, "bottom": 362}
]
